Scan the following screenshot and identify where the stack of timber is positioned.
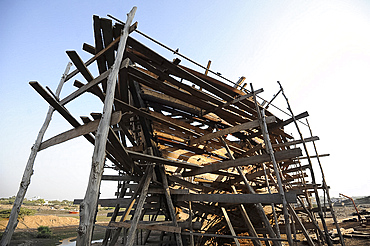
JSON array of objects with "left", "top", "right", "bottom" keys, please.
[{"left": 4, "top": 7, "right": 343, "bottom": 246}]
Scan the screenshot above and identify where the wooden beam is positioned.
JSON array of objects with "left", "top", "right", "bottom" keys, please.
[
  {"left": 297, "top": 154, "right": 330, "bottom": 160},
  {"left": 182, "top": 148, "right": 302, "bottom": 177},
  {"left": 60, "top": 59, "right": 130, "bottom": 105},
  {"left": 272, "top": 136, "right": 319, "bottom": 148},
  {"left": 114, "top": 97, "right": 201, "bottom": 137},
  {"left": 109, "top": 221, "right": 181, "bottom": 234},
  {"left": 39, "top": 111, "right": 122, "bottom": 151},
  {"left": 66, "top": 50, "right": 94, "bottom": 82},
  {"left": 126, "top": 149, "right": 200, "bottom": 169},
  {"left": 175, "top": 192, "right": 297, "bottom": 204},
  {"left": 102, "top": 175, "right": 141, "bottom": 182},
  {"left": 189, "top": 116, "right": 276, "bottom": 145}
]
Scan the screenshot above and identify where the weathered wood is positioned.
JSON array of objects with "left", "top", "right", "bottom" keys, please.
[
  {"left": 101, "top": 175, "right": 141, "bottom": 182},
  {"left": 297, "top": 154, "right": 329, "bottom": 160},
  {"left": 66, "top": 50, "right": 95, "bottom": 82},
  {"left": 127, "top": 149, "right": 200, "bottom": 169},
  {"left": 61, "top": 60, "right": 130, "bottom": 105},
  {"left": 39, "top": 111, "right": 122, "bottom": 151},
  {"left": 175, "top": 192, "right": 297, "bottom": 204},
  {"left": 272, "top": 136, "right": 319, "bottom": 148},
  {"left": 76, "top": 7, "right": 136, "bottom": 246},
  {"left": 189, "top": 116, "right": 276, "bottom": 145},
  {"left": 221, "top": 207, "right": 241, "bottom": 246},
  {"left": 287, "top": 204, "right": 315, "bottom": 246},
  {"left": 182, "top": 148, "right": 302, "bottom": 177},
  {"left": 109, "top": 221, "right": 181, "bottom": 234},
  {"left": 159, "top": 167, "right": 183, "bottom": 246},
  {"left": 278, "top": 82, "right": 333, "bottom": 246},
  {"left": 231, "top": 186, "right": 262, "bottom": 246},
  {"left": 121, "top": 165, "right": 152, "bottom": 246},
  {"left": 0, "top": 62, "right": 72, "bottom": 246}
]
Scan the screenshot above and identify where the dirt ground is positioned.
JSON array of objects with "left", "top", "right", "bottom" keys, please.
[{"left": 1, "top": 204, "right": 370, "bottom": 245}]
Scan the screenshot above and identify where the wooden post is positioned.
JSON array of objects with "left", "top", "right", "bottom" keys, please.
[
  {"left": 262, "top": 163, "right": 281, "bottom": 238},
  {"left": 0, "top": 62, "right": 72, "bottom": 246},
  {"left": 251, "top": 83, "right": 293, "bottom": 246},
  {"left": 76, "top": 7, "right": 136, "bottom": 246},
  {"left": 188, "top": 201, "right": 195, "bottom": 246},
  {"left": 159, "top": 166, "right": 183, "bottom": 246},
  {"left": 221, "top": 207, "right": 241, "bottom": 246}
]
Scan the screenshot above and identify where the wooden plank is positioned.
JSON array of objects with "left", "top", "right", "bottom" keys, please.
[
  {"left": 107, "top": 127, "right": 138, "bottom": 174},
  {"left": 101, "top": 175, "right": 141, "bottom": 182},
  {"left": 283, "top": 164, "right": 310, "bottom": 174},
  {"left": 297, "top": 154, "right": 330, "bottom": 160},
  {"left": 126, "top": 149, "right": 200, "bottom": 169},
  {"left": 272, "top": 136, "right": 319, "bottom": 148},
  {"left": 30, "top": 81, "right": 81, "bottom": 128},
  {"left": 182, "top": 148, "right": 302, "bottom": 177},
  {"left": 109, "top": 221, "right": 181, "bottom": 234},
  {"left": 39, "top": 111, "right": 122, "bottom": 151},
  {"left": 60, "top": 59, "right": 130, "bottom": 105},
  {"left": 29, "top": 81, "right": 126, "bottom": 170},
  {"left": 114, "top": 97, "right": 201, "bottom": 137},
  {"left": 66, "top": 50, "right": 94, "bottom": 82},
  {"left": 189, "top": 116, "right": 276, "bottom": 145},
  {"left": 92, "top": 15, "right": 107, "bottom": 75},
  {"left": 175, "top": 192, "right": 297, "bottom": 204},
  {"left": 100, "top": 18, "right": 115, "bottom": 68}
]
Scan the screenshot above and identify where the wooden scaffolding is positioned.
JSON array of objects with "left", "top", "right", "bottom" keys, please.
[{"left": 1, "top": 7, "right": 345, "bottom": 246}]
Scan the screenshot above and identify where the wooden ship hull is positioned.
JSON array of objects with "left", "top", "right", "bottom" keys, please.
[{"left": 1, "top": 7, "right": 344, "bottom": 246}]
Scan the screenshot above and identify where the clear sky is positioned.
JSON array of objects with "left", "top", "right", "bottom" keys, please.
[{"left": 1, "top": 0, "right": 370, "bottom": 201}]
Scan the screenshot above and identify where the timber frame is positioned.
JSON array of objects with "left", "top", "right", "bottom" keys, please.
[{"left": 2, "top": 7, "right": 344, "bottom": 246}]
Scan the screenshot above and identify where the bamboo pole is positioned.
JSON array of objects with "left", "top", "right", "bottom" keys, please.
[
  {"left": 0, "top": 62, "right": 72, "bottom": 246},
  {"left": 306, "top": 119, "right": 345, "bottom": 246},
  {"left": 277, "top": 81, "right": 333, "bottom": 246},
  {"left": 250, "top": 83, "right": 293, "bottom": 245},
  {"left": 76, "top": 7, "right": 136, "bottom": 246}
]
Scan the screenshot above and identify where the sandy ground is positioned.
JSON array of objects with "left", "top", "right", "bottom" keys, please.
[{"left": 1, "top": 204, "right": 370, "bottom": 245}]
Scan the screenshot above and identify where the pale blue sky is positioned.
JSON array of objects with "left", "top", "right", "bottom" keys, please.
[{"left": 1, "top": 0, "right": 370, "bottom": 200}]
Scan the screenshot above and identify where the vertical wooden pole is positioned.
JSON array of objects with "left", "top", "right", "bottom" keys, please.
[
  {"left": 262, "top": 163, "right": 281, "bottom": 238},
  {"left": 76, "top": 7, "right": 137, "bottom": 246},
  {"left": 0, "top": 62, "right": 72, "bottom": 246},
  {"left": 159, "top": 166, "right": 183, "bottom": 246},
  {"left": 250, "top": 83, "right": 293, "bottom": 246},
  {"left": 188, "top": 201, "right": 195, "bottom": 246}
]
